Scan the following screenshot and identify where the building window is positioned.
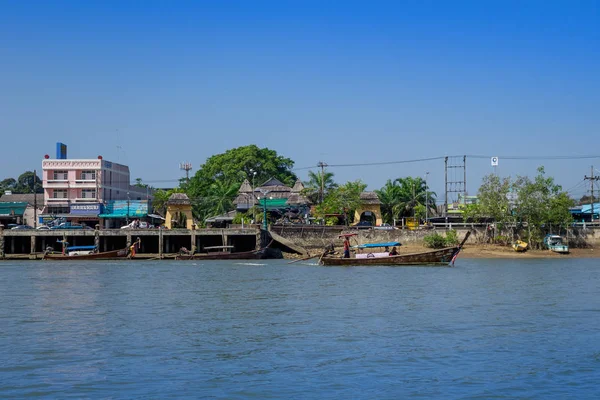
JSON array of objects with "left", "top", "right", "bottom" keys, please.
[
  {"left": 48, "top": 206, "right": 69, "bottom": 214},
  {"left": 53, "top": 170, "right": 68, "bottom": 180},
  {"left": 82, "top": 189, "right": 96, "bottom": 199},
  {"left": 81, "top": 170, "right": 96, "bottom": 180},
  {"left": 53, "top": 189, "right": 67, "bottom": 199}
]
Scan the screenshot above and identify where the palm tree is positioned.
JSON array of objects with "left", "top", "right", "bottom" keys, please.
[
  {"left": 203, "top": 179, "right": 239, "bottom": 217},
  {"left": 376, "top": 177, "right": 437, "bottom": 222},
  {"left": 375, "top": 179, "right": 402, "bottom": 224},
  {"left": 303, "top": 169, "right": 337, "bottom": 204}
]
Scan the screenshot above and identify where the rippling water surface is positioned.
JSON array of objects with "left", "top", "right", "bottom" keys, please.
[{"left": 1, "top": 259, "right": 599, "bottom": 399}]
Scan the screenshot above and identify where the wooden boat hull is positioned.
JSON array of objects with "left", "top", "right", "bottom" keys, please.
[
  {"left": 175, "top": 248, "right": 282, "bottom": 260},
  {"left": 43, "top": 248, "right": 129, "bottom": 260},
  {"left": 320, "top": 246, "right": 460, "bottom": 266}
]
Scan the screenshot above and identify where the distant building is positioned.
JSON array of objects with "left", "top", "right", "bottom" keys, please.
[
  {"left": 354, "top": 192, "right": 383, "bottom": 226},
  {"left": 0, "top": 193, "right": 44, "bottom": 227},
  {"left": 233, "top": 178, "right": 310, "bottom": 223},
  {"left": 165, "top": 193, "right": 193, "bottom": 229},
  {"left": 41, "top": 151, "right": 150, "bottom": 227},
  {"left": 570, "top": 203, "right": 600, "bottom": 222}
]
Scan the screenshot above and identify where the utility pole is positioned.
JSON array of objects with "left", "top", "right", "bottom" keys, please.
[
  {"left": 444, "top": 157, "right": 448, "bottom": 217},
  {"left": 33, "top": 169, "right": 37, "bottom": 228},
  {"left": 425, "top": 172, "right": 429, "bottom": 224},
  {"left": 584, "top": 165, "right": 600, "bottom": 223},
  {"left": 317, "top": 161, "right": 328, "bottom": 204}
]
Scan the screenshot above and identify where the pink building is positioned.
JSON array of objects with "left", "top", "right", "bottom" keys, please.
[{"left": 41, "top": 156, "right": 149, "bottom": 223}]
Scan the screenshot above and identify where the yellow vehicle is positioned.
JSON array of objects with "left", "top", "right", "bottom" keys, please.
[{"left": 512, "top": 240, "right": 528, "bottom": 252}]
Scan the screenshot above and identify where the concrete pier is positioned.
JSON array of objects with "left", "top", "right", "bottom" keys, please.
[{"left": 0, "top": 227, "right": 262, "bottom": 260}]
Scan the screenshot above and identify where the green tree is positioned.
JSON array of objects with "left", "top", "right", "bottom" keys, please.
[
  {"left": 198, "top": 179, "right": 240, "bottom": 220},
  {"left": 186, "top": 145, "right": 297, "bottom": 220},
  {"left": 475, "top": 174, "right": 513, "bottom": 228},
  {"left": 314, "top": 180, "right": 367, "bottom": 225},
  {"left": 375, "top": 177, "right": 436, "bottom": 223},
  {"left": 187, "top": 145, "right": 296, "bottom": 196},
  {"left": 513, "top": 167, "right": 574, "bottom": 248},
  {"left": 303, "top": 169, "right": 337, "bottom": 204},
  {"left": 151, "top": 188, "right": 184, "bottom": 216},
  {"left": 134, "top": 178, "right": 149, "bottom": 188},
  {"left": 0, "top": 178, "right": 17, "bottom": 194},
  {"left": 13, "top": 171, "right": 43, "bottom": 194}
]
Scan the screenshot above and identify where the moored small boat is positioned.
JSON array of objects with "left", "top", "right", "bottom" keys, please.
[
  {"left": 43, "top": 247, "right": 129, "bottom": 260},
  {"left": 175, "top": 245, "right": 282, "bottom": 260},
  {"left": 543, "top": 234, "right": 569, "bottom": 254},
  {"left": 512, "top": 240, "right": 528, "bottom": 252}
]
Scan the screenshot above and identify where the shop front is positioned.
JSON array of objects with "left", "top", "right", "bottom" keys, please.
[
  {"left": 99, "top": 200, "right": 149, "bottom": 229},
  {"left": 69, "top": 203, "right": 102, "bottom": 228}
]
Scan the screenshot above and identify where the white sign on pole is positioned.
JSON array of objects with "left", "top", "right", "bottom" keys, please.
[{"left": 491, "top": 156, "right": 499, "bottom": 166}]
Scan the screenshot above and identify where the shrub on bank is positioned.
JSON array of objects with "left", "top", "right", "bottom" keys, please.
[{"left": 423, "top": 230, "right": 459, "bottom": 248}]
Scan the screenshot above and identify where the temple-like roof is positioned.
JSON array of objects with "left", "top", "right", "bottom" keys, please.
[
  {"left": 238, "top": 179, "right": 252, "bottom": 193},
  {"left": 167, "top": 193, "right": 191, "bottom": 205},
  {"left": 291, "top": 179, "right": 305, "bottom": 193},
  {"left": 234, "top": 177, "right": 311, "bottom": 207},
  {"left": 360, "top": 191, "right": 381, "bottom": 205}
]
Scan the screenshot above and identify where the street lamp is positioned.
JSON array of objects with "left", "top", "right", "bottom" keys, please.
[
  {"left": 257, "top": 189, "right": 271, "bottom": 230},
  {"left": 250, "top": 170, "right": 257, "bottom": 223},
  {"left": 126, "top": 191, "right": 130, "bottom": 225},
  {"left": 425, "top": 172, "right": 430, "bottom": 224}
]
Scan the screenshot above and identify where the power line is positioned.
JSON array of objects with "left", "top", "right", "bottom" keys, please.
[
  {"left": 138, "top": 154, "right": 600, "bottom": 184},
  {"left": 327, "top": 156, "right": 446, "bottom": 168},
  {"left": 467, "top": 154, "right": 600, "bottom": 160}
]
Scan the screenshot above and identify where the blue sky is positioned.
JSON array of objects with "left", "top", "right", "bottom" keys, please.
[{"left": 1, "top": 1, "right": 599, "bottom": 203}]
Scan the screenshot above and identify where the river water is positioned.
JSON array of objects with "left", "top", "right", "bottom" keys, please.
[{"left": 1, "top": 259, "right": 599, "bottom": 399}]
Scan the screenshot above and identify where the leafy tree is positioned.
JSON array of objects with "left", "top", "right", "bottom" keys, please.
[
  {"left": 134, "top": 178, "right": 149, "bottom": 188},
  {"left": 5, "top": 171, "right": 43, "bottom": 194},
  {"left": 0, "top": 178, "right": 17, "bottom": 194},
  {"left": 187, "top": 145, "right": 296, "bottom": 196},
  {"left": 151, "top": 188, "right": 184, "bottom": 215},
  {"left": 513, "top": 167, "right": 574, "bottom": 248},
  {"left": 314, "top": 180, "right": 367, "bottom": 225},
  {"left": 302, "top": 169, "right": 337, "bottom": 204},
  {"left": 186, "top": 145, "right": 297, "bottom": 221},
  {"left": 474, "top": 174, "right": 513, "bottom": 228},
  {"left": 461, "top": 203, "right": 480, "bottom": 223}
]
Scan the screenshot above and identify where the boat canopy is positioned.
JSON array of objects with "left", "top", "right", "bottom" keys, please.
[
  {"left": 353, "top": 241, "right": 401, "bottom": 249},
  {"left": 66, "top": 245, "right": 97, "bottom": 251}
]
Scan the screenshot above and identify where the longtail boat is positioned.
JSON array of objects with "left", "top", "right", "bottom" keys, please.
[
  {"left": 175, "top": 243, "right": 282, "bottom": 260},
  {"left": 43, "top": 247, "right": 129, "bottom": 260},
  {"left": 42, "top": 238, "right": 138, "bottom": 260},
  {"left": 320, "top": 231, "right": 470, "bottom": 266}
]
